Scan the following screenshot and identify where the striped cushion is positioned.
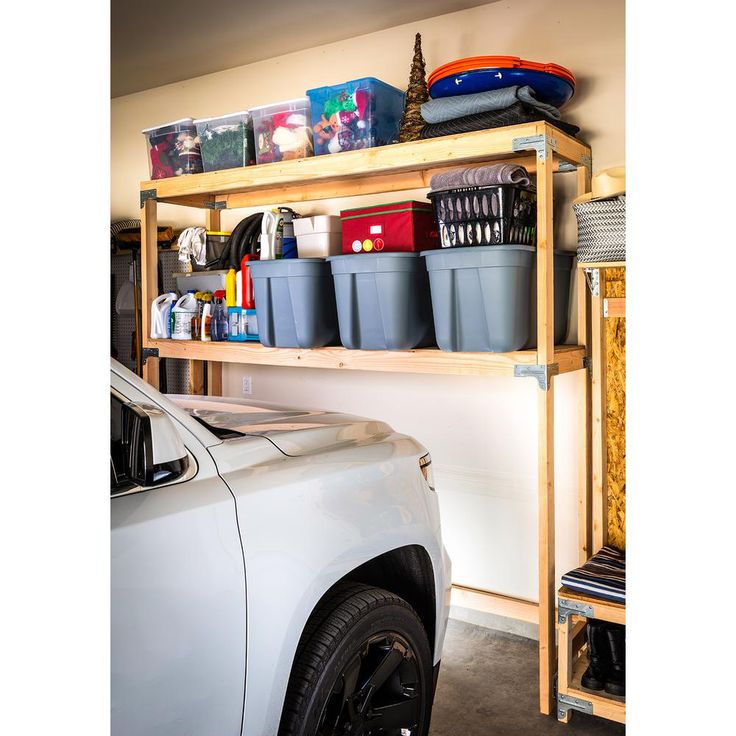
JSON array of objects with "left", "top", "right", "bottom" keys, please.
[{"left": 561, "top": 546, "right": 625, "bottom": 604}]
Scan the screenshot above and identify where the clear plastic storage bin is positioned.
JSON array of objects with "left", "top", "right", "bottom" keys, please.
[
  {"left": 306, "top": 77, "right": 405, "bottom": 155},
  {"left": 142, "top": 118, "right": 202, "bottom": 179},
  {"left": 194, "top": 112, "right": 255, "bottom": 172},
  {"left": 249, "top": 98, "right": 314, "bottom": 164}
]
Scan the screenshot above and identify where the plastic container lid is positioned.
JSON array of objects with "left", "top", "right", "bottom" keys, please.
[
  {"left": 292, "top": 215, "right": 341, "bottom": 236},
  {"left": 248, "top": 97, "right": 310, "bottom": 113},
  {"left": 421, "top": 244, "right": 535, "bottom": 270},
  {"left": 306, "top": 77, "right": 403, "bottom": 95},
  {"left": 248, "top": 258, "right": 329, "bottom": 277},
  {"left": 328, "top": 252, "right": 421, "bottom": 274},
  {"left": 141, "top": 117, "right": 195, "bottom": 134},
  {"left": 193, "top": 111, "right": 251, "bottom": 124},
  {"left": 427, "top": 56, "right": 575, "bottom": 87}
]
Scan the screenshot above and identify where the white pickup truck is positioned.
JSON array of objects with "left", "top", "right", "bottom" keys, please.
[{"left": 111, "top": 359, "right": 451, "bottom": 736}]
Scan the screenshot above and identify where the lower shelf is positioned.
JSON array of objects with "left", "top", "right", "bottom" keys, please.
[
  {"left": 145, "top": 340, "right": 586, "bottom": 378},
  {"left": 560, "top": 650, "right": 625, "bottom": 724}
]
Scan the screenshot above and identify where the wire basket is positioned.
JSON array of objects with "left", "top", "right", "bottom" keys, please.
[
  {"left": 573, "top": 196, "right": 626, "bottom": 262},
  {"left": 427, "top": 184, "right": 537, "bottom": 248}
]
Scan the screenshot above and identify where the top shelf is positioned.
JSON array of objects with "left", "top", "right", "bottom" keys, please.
[{"left": 140, "top": 121, "right": 590, "bottom": 210}]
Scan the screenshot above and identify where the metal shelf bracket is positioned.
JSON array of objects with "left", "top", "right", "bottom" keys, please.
[
  {"left": 140, "top": 189, "right": 157, "bottom": 208},
  {"left": 558, "top": 597, "right": 595, "bottom": 624},
  {"left": 558, "top": 692, "right": 594, "bottom": 720},
  {"left": 141, "top": 347, "right": 160, "bottom": 365},
  {"left": 583, "top": 268, "right": 600, "bottom": 297},
  {"left": 204, "top": 200, "right": 227, "bottom": 210},
  {"left": 514, "top": 363, "right": 560, "bottom": 390},
  {"left": 512, "top": 133, "right": 557, "bottom": 161}
]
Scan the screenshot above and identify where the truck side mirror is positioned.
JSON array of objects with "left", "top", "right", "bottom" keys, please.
[{"left": 121, "top": 402, "right": 189, "bottom": 487}]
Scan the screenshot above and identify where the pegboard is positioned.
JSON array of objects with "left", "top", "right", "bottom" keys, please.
[{"left": 111, "top": 249, "right": 190, "bottom": 394}]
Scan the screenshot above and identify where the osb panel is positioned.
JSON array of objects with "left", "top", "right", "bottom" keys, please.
[{"left": 605, "top": 268, "right": 626, "bottom": 549}]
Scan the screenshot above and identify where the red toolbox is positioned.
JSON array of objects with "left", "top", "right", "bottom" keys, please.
[{"left": 340, "top": 200, "right": 440, "bottom": 254}]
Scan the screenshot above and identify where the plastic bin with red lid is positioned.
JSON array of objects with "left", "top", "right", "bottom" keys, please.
[{"left": 340, "top": 201, "right": 440, "bottom": 254}]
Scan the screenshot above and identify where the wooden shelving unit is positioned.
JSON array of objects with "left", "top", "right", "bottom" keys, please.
[
  {"left": 557, "top": 261, "right": 626, "bottom": 725},
  {"left": 138, "top": 120, "right": 593, "bottom": 716},
  {"left": 557, "top": 588, "right": 626, "bottom": 724}
]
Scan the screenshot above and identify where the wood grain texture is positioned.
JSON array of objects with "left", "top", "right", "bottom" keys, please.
[
  {"left": 576, "top": 165, "right": 592, "bottom": 565},
  {"left": 450, "top": 585, "right": 538, "bottom": 624},
  {"left": 558, "top": 586, "right": 626, "bottom": 625},
  {"left": 535, "top": 138, "right": 557, "bottom": 716},
  {"left": 140, "top": 198, "right": 160, "bottom": 388},
  {"left": 605, "top": 268, "right": 626, "bottom": 549},
  {"left": 144, "top": 340, "right": 585, "bottom": 377},
  {"left": 591, "top": 276, "right": 608, "bottom": 552},
  {"left": 563, "top": 653, "right": 626, "bottom": 723}
]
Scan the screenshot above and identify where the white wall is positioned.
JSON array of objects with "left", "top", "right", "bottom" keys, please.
[{"left": 111, "top": 0, "right": 625, "bottom": 601}]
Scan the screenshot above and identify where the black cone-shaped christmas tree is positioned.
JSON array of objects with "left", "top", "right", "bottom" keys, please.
[{"left": 398, "top": 33, "right": 429, "bottom": 143}]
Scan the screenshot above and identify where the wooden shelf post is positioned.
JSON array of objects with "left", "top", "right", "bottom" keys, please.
[
  {"left": 590, "top": 268, "right": 608, "bottom": 552},
  {"left": 535, "top": 136, "right": 556, "bottom": 716},
  {"left": 576, "top": 165, "right": 592, "bottom": 565},
  {"left": 141, "top": 196, "right": 159, "bottom": 389}
]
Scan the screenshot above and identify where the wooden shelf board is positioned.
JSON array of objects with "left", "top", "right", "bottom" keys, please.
[
  {"left": 577, "top": 261, "right": 626, "bottom": 269},
  {"left": 558, "top": 587, "right": 625, "bottom": 625},
  {"left": 145, "top": 340, "right": 585, "bottom": 378},
  {"left": 560, "top": 649, "right": 625, "bottom": 724},
  {"left": 141, "top": 122, "right": 591, "bottom": 209}
]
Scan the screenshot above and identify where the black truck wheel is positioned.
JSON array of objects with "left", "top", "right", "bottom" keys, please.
[{"left": 279, "top": 582, "right": 434, "bottom": 736}]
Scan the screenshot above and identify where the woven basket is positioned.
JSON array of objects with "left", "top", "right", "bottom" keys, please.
[{"left": 573, "top": 196, "right": 626, "bottom": 263}]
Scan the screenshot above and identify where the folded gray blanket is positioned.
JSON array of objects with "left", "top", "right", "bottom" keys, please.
[
  {"left": 421, "top": 85, "right": 561, "bottom": 124},
  {"left": 429, "top": 163, "right": 531, "bottom": 193}
]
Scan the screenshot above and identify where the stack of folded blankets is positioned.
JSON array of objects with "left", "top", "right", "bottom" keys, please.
[{"left": 419, "top": 85, "right": 580, "bottom": 140}]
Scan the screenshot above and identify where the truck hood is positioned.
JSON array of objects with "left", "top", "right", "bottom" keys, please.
[{"left": 168, "top": 394, "right": 393, "bottom": 456}]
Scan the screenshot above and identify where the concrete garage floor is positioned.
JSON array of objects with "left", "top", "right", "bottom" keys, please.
[{"left": 429, "top": 619, "right": 625, "bottom": 736}]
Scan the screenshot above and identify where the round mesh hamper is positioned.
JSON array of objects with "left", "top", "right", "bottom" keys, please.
[{"left": 573, "top": 196, "right": 626, "bottom": 262}]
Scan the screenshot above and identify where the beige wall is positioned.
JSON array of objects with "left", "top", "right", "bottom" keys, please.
[{"left": 111, "top": 0, "right": 624, "bottom": 601}]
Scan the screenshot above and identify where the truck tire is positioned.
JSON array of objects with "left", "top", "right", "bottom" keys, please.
[{"left": 278, "top": 582, "right": 433, "bottom": 736}]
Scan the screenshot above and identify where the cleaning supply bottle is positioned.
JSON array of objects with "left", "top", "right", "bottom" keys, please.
[
  {"left": 190, "top": 292, "right": 204, "bottom": 341},
  {"left": 241, "top": 253, "right": 259, "bottom": 309},
  {"left": 260, "top": 209, "right": 281, "bottom": 259},
  {"left": 225, "top": 268, "right": 237, "bottom": 307},
  {"left": 201, "top": 296, "right": 213, "bottom": 342},
  {"left": 171, "top": 292, "right": 198, "bottom": 340},
  {"left": 150, "top": 292, "right": 177, "bottom": 339},
  {"left": 211, "top": 290, "right": 229, "bottom": 342}
]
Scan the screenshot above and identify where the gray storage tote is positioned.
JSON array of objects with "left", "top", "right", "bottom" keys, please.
[
  {"left": 328, "top": 252, "right": 434, "bottom": 350},
  {"left": 422, "top": 245, "right": 535, "bottom": 352},
  {"left": 248, "top": 258, "right": 339, "bottom": 348}
]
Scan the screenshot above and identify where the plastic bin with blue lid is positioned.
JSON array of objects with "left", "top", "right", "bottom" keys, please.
[{"left": 306, "top": 77, "right": 405, "bottom": 156}]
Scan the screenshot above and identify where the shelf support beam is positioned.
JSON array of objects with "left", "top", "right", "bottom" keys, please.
[
  {"left": 577, "top": 165, "right": 593, "bottom": 565},
  {"left": 533, "top": 133, "right": 557, "bottom": 716},
  {"left": 141, "top": 197, "right": 160, "bottom": 389}
]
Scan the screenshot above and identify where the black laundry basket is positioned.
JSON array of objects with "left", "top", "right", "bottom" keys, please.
[{"left": 427, "top": 184, "right": 537, "bottom": 248}]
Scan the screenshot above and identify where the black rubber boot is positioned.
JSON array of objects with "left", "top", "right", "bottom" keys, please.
[
  {"left": 580, "top": 619, "right": 611, "bottom": 691},
  {"left": 605, "top": 624, "right": 626, "bottom": 696}
]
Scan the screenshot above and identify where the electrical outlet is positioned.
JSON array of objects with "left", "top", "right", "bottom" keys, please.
[{"left": 242, "top": 376, "right": 253, "bottom": 395}]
